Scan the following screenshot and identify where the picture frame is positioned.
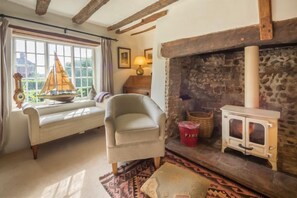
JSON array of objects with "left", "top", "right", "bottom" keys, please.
[
  {"left": 118, "top": 47, "right": 131, "bottom": 69},
  {"left": 144, "top": 48, "right": 153, "bottom": 64}
]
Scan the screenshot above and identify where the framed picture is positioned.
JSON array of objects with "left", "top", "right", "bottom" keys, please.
[
  {"left": 144, "top": 48, "right": 153, "bottom": 64},
  {"left": 118, "top": 47, "right": 131, "bottom": 69}
]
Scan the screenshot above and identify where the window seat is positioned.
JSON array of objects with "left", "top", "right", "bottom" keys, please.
[{"left": 22, "top": 98, "right": 108, "bottom": 159}]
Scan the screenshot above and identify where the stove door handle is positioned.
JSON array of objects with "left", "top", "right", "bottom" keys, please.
[{"left": 238, "top": 143, "right": 254, "bottom": 150}]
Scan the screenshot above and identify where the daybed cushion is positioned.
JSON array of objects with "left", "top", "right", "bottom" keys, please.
[
  {"left": 40, "top": 106, "right": 104, "bottom": 127},
  {"left": 115, "top": 113, "right": 159, "bottom": 145}
]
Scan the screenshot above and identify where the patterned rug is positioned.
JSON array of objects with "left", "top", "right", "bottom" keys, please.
[{"left": 99, "top": 150, "right": 264, "bottom": 198}]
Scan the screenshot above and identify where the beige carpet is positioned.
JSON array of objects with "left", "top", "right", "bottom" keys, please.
[{"left": 0, "top": 128, "right": 111, "bottom": 198}]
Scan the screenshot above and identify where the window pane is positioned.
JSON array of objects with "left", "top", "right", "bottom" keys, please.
[
  {"left": 87, "top": 49, "right": 92, "bottom": 58},
  {"left": 74, "top": 48, "right": 80, "bottom": 57},
  {"left": 81, "top": 58, "right": 87, "bottom": 68},
  {"left": 16, "top": 39, "right": 25, "bottom": 52},
  {"left": 76, "top": 79, "right": 81, "bottom": 87},
  {"left": 75, "top": 69, "right": 81, "bottom": 77},
  {"left": 27, "top": 54, "right": 36, "bottom": 64},
  {"left": 14, "top": 38, "right": 95, "bottom": 103},
  {"left": 57, "top": 45, "right": 64, "bottom": 56},
  {"left": 74, "top": 58, "right": 81, "bottom": 67},
  {"left": 87, "top": 78, "right": 93, "bottom": 86},
  {"left": 16, "top": 66, "right": 26, "bottom": 77},
  {"left": 37, "top": 67, "right": 45, "bottom": 77},
  {"left": 26, "top": 41, "right": 35, "bottom": 53},
  {"left": 36, "top": 42, "right": 44, "bottom": 54},
  {"left": 82, "top": 78, "right": 87, "bottom": 86},
  {"left": 65, "top": 46, "right": 71, "bottom": 56},
  {"left": 16, "top": 52, "right": 26, "bottom": 65},
  {"left": 37, "top": 80, "right": 45, "bottom": 90},
  {"left": 49, "top": 55, "right": 55, "bottom": 67},
  {"left": 66, "top": 67, "right": 72, "bottom": 77},
  {"left": 82, "top": 88, "right": 88, "bottom": 97},
  {"left": 82, "top": 68, "right": 87, "bottom": 77},
  {"left": 49, "top": 44, "right": 56, "bottom": 55},
  {"left": 65, "top": 57, "right": 71, "bottom": 67},
  {"left": 81, "top": 48, "right": 86, "bottom": 58},
  {"left": 87, "top": 68, "right": 93, "bottom": 77},
  {"left": 37, "top": 55, "right": 45, "bottom": 65}
]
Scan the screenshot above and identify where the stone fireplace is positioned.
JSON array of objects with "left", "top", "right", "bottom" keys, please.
[{"left": 165, "top": 45, "right": 297, "bottom": 177}]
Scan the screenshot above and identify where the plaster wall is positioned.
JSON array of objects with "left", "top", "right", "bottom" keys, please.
[{"left": 151, "top": 0, "right": 297, "bottom": 110}]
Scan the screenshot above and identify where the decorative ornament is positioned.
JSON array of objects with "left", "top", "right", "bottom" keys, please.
[{"left": 13, "top": 73, "right": 25, "bottom": 108}]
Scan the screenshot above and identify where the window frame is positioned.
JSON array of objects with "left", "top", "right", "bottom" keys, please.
[{"left": 12, "top": 35, "right": 96, "bottom": 105}]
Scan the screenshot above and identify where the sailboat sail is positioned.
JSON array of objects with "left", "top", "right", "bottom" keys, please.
[{"left": 39, "top": 54, "right": 77, "bottom": 102}]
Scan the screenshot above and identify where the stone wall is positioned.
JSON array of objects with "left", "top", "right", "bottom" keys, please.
[{"left": 165, "top": 45, "right": 297, "bottom": 176}]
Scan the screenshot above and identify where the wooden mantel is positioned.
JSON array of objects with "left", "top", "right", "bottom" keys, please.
[{"left": 161, "top": 17, "right": 297, "bottom": 58}]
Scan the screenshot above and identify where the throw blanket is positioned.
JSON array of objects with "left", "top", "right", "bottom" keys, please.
[{"left": 95, "top": 92, "right": 111, "bottom": 102}]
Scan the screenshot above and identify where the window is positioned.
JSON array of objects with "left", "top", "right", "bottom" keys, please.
[{"left": 13, "top": 37, "right": 95, "bottom": 103}]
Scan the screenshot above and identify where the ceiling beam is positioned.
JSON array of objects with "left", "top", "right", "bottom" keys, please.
[
  {"left": 258, "top": 0, "right": 273, "bottom": 40},
  {"left": 72, "top": 0, "right": 110, "bottom": 24},
  {"left": 108, "top": 0, "right": 178, "bottom": 31},
  {"left": 131, "top": 25, "right": 156, "bottom": 36},
  {"left": 35, "top": 0, "right": 51, "bottom": 15},
  {"left": 161, "top": 17, "right": 297, "bottom": 58},
  {"left": 116, "top": 10, "right": 167, "bottom": 34}
]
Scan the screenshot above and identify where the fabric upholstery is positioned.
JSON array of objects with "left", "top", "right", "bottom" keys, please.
[
  {"left": 23, "top": 99, "right": 107, "bottom": 146},
  {"left": 105, "top": 94, "right": 166, "bottom": 163}
]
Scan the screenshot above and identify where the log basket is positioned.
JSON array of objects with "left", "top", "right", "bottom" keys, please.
[{"left": 186, "top": 111, "right": 214, "bottom": 138}]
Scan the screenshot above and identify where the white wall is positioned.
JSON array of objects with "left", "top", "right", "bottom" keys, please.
[
  {"left": 0, "top": 1, "right": 154, "bottom": 154},
  {"left": 151, "top": 0, "right": 297, "bottom": 110}
]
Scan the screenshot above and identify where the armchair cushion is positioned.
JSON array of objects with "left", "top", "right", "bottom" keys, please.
[{"left": 115, "top": 113, "right": 159, "bottom": 145}]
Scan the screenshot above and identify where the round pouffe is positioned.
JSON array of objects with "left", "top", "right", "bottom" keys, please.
[{"left": 178, "top": 121, "right": 200, "bottom": 147}]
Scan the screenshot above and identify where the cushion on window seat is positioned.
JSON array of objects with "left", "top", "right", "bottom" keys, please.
[{"left": 115, "top": 113, "right": 159, "bottom": 145}]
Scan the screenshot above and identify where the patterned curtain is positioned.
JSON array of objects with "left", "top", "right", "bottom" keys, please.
[
  {"left": 100, "top": 38, "right": 114, "bottom": 94},
  {"left": 0, "top": 18, "right": 10, "bottom": 151}
]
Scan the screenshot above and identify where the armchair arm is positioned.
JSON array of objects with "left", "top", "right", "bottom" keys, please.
[
  {"left": 143, "top": 97, "right": 166, "bottom": 140},
  {"left": 104, "top": 100, "right": 116, "bottom": 147},
  {"left": 22, "top": 104, "right": 40, "bottom": 145}
]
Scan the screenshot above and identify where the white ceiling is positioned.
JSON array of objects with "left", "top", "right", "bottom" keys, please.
[{"left": 8, "top": 0, "right": 159, "bottom": 27}]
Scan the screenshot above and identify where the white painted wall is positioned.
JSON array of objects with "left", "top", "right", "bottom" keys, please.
[
  {"left": 0, "top": 1, "right": 154, "bottom": 154},
  {"left": 151, "top": 0, "right": 297, "bottom": 110}
]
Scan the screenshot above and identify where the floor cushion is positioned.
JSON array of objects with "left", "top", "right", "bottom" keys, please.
[{"left": 141, "top": 162, "right": 210, "bottom": 198}]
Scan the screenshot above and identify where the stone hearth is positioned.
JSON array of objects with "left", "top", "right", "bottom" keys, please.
[
  {"left": 166, "top": 138, "right": 297, "bottom": 198},
  {"left": 165, "top": 45, "right": 297, "bottom": 177}
]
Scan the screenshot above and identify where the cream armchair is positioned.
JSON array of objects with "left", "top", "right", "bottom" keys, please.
[{"left": 105, "top": 94, "right": 166, "bottom": 174}]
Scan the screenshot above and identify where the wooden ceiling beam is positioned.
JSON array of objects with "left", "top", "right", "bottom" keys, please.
[
  {"left": 161, "top": 17, "right": 297, "bottom": 58},
  {"left": 131, "top": 25, "right": 156, "bottom": 36},
  {"left": 258, "top": 0, "right": 273, "bottom": 40},
  {"left": 108, "top": 0, "right": 178, "bottom": 31},
  {"left": 35, "top": 0, "right": 51, "bottom": 15},
  {"left": 116, "top": 10, "right": 167, "bottom": 34},
  {"left": 72, "top": 0, "right": 110, "bottom": 24}
]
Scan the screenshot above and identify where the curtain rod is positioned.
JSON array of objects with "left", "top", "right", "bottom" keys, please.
[{"left": 0, "top": 14, "right": 118, "bottom": 42}]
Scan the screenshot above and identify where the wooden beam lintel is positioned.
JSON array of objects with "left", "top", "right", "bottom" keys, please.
[
  {"left": 258, "top": 0, "right": 273, "bottom": 40},
  {"left": 108, "top": 0, "right": 178, "bottom": 31},
  {"left": 161, "top": 17, "right": 297, "bottom": 58},
  {"left": 116, "top": 10, "right": 167, "bottom": 34},
  {"left": 131, "top": 25, "right": 156, "bottom": 36},
  {"left": 72, "top": 0, "right": 110, "bottom": 24},
  {"left": 35, "top": 0, "right": 51, "bottom": 16}
]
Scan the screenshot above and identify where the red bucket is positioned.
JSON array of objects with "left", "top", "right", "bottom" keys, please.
[{"left": 178, "top": 121, "right": 200, "bottom": 147}]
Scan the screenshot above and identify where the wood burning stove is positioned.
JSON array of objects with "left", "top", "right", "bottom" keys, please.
[{"left": 221, "top": 105, "right": 280, "bottom": 170}]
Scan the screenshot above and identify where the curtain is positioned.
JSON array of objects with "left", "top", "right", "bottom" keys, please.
[
  {"left": 100, "top": 38, "right": 114, "bottom": 94},
  {"left": 0, "top": 18, "right": 10, "bottom": 151}
]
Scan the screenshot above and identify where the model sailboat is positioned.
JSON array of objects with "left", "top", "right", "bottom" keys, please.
[{"left": 38, "top": 53, "right": 77, "bottom": 102}]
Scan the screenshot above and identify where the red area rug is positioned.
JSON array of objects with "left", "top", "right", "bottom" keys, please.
[{"left": 99, "top": 150, "right": 264, "bottom": 198}]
